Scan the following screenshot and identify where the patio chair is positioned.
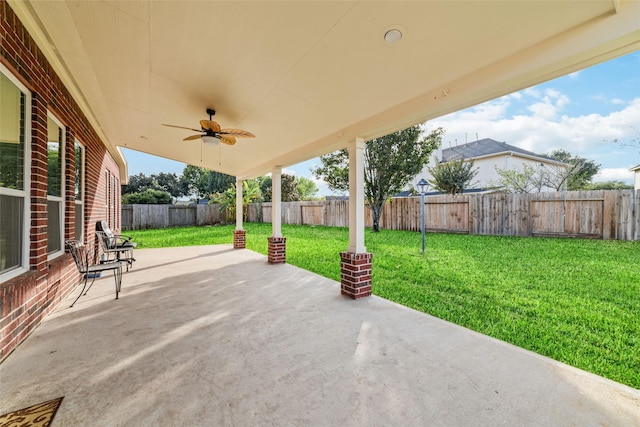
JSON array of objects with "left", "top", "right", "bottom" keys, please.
[
  {"left": 96, "top": 231, "right": 136, "bottom": 271},
  {"left": 66, "top": 240, "right": 123, "bottom": 307},
  {"left": 96, "top": 220, "right": 136, "bottom": 270}
]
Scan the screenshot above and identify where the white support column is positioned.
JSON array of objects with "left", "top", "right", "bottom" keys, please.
[
  {"left": 348, "top": 138, "right": 367, "bottom": 253},
  {"left": 235, "top": 178, "right": 244, "bottom": 230},
  {"left": 341, "top": 137, "right": 372, "bottom": 299},
  {"left": 272, "top": 166, "right": 282, "bottom": 238}
]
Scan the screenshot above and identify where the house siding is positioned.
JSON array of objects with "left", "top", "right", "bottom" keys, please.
[
  {"left": 411, "top": 153, "right": 564, "bottom": 192},
  {"left": 473, "top": 155, "right": 560, "bottom": 191},
  {"left": 0, "top": 0, "right": 121, "bottom": 361}
]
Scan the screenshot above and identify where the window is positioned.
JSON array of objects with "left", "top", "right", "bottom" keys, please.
[
  {"left": 105, "top": 170, "right": 110, "bottom": 227},
  {"left": 47, "top": 114, "right": 64, "bottom": 257},
  {"left": 74, "top": 141, "right": 84, "bottom": 241},
  {"left": 0, "top": 65, "right": 30, "bottom": 281}
]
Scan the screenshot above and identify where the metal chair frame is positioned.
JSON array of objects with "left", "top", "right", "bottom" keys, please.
[
  {"left": 96, "top": 231, "right": 136, "bottom": 271},
  {"left": 66, "top": 240, "right": 123, "bottom": 307},
  {"left": 96, "top": 220, "right": 136, "bottom": 270}
]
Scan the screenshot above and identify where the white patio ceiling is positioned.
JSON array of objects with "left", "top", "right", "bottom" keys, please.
[{"left": 10, "top": 1, "right": 640, "bottom": 181}]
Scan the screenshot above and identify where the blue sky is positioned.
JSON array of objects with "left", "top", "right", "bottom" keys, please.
[{"left": 124, "top": 51, "right": 640, "bottom": 195}]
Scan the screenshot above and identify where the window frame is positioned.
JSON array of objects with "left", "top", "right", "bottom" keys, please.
[
  {"left": 47, "top": 112, "right": 65, "bottom": 260},
  {"left": 74, "top": 140, "right": 85, "bottom": 242},
  {"left": 0, "top": 63, "right": 31, "bottom": 283},
  {"left": 105, "top": 170, "right": 110, "bottom": 228}
]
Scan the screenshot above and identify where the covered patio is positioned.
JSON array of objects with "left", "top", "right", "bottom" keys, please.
[{"left": 1, "top": 246, "right": 638, "bottom": 426}]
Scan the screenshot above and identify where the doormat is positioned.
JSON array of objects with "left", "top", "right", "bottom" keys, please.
[{"left": 0, "top": 397, "right": 64, "bottom": 427}]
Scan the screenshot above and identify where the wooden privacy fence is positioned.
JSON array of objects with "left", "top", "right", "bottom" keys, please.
[
  {"left": 123, "top": 190, "right": 639, "bottom": 240},
  {"left": 245, "top": 190, "right": 639, "bottom": 241},
  {"left": 424, "top": 190, "right": 638, "bottom": 240},
  {"left": 122, "top": 204, "right": 223, "bottom": 230}
]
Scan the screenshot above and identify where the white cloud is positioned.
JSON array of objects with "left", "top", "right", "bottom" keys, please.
[
  {"left": 528, "top": 102, "right": 558, "bottom": 119},
  {"left": 432, "top": 97, "right": 640, "bottom": 163},
  {"left": 508, "top": 92, "right": 522, "bottom": 101},
  {"left": 567, "top": 71, "right": 581, "bottom": 80},
  {"left": 594, "top": 168, "right": 634, "bottom": 184},
  {"left": 282, "top": 168, "right": 296, "bottom": 176},
  {"left": 544, "top": 88, "right": 562, "bottom": 99},
  {"left": 526, "top": 89, "right": 570, "bottom": 119},
  {"left": 524, "top": 87, "right": 541, "bottom": 98}
]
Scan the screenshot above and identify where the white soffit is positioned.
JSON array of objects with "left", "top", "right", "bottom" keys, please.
[{"left": 9, "top": 0, "right": 640, "bottom": 180}]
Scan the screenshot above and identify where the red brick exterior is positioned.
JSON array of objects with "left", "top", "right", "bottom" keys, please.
[
  {"left": 233, "top": 230, "right": 246, "bottom": 249},
  {"left": 267, "top": 237, "right": 286, "bottom": 264},
  {"left": 0, "top": 1, "right": 122, "bottom": 361},
  {"left": 340, "top": 252, "right": 373, "bottom": 299}
]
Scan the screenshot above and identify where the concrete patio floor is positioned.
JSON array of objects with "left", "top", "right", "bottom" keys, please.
[{"left": 1, "top": 245, "right": 639, "bottom": 426}]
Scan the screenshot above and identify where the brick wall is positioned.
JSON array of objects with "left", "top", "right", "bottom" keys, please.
[
  {"left": 0, "top": 0, "right": 122, "bottom": 361},
  {"left": 340, "top": 252, "right": 373, "bottom": 299},
  {"left": 267, "top": 237, "right": 287, "bottom": 264},
  {"left": 233, "top": 230, "right": 246, "bottom": 249}
]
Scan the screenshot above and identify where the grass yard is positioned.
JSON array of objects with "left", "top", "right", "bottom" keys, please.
[{"left": 128, "top": 223, "right": 640, "bottom": 389}]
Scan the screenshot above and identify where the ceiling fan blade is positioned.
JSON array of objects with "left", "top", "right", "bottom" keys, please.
[
  {"left": 220, "top": 128, "right": 255, "bottom": 138},
  {"left": 200, "top": 120, "right": 221, "bottom": 132},
  {"left": 162, "top": 123, "right": 202, "bottom": 132},
  {"left": 220, "top": 135, "right": 237, "bottom": 145},
  {"left": 183, "top": 134, "right": 203, "bottom": 141}
]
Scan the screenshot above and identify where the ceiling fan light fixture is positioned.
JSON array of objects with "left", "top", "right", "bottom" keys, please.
[{"left": 202, "top": 135, "right": 220, "bottom": 145}]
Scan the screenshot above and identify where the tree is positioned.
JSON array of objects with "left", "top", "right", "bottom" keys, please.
[
  {"left": 494, "top": 164, "right": 548, "bottom": 193},
  {"left": 311, "top": 151, "right": 349, "bottom": 194},
  {"left": 122, "top": 189, "right": 172, "bottom": 204},
  {"left": 256, "top": 174, "right": 304, "bottom": 202},
  {"left": 584, "top": 180, "right": 634, "bottom": 190},
  {"left": 257, "top": 176, "right": 272, "bottom": 202},
  {"left": 211, "top": 179, "right": 262, "bottom": 221},
  {"left": 296, "top": 176, "right": 319, "bottom": 200},
  {"left": 180, "top": 165, "right": 210, "bottom": 202},
  {"left": 122, "top": 173, "right": 155, "bottom": 195},
  {"left": 427, "top": 158, "right": 478, "bottom": 194},
  {"left": 0, "top": 142, "right": 22, "bottom": 189},
  {"left": 313, "top": 126, "right": 444, "bottom": 232},
  {"left": 154, "top": 172, "right": 183, "bottom": 200},
  {"left": 546, "top": 149, "right": 600, "bottom": 190},
  {"left": 207, "top": 171, "right": 236, "bottom": 194},
  {"left": 281, "top": 174, "right": 300, "bottom": 202}
]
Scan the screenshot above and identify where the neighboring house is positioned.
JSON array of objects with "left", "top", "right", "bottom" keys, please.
[
  {"left": 631, "top": 165, "right": 640, "bottom": 191},
  {"left": 410, "top": 138, "right": 571, "bottom": 193},
  {"left": 0, "top": 10, "right": 123, "bottom": 359}
]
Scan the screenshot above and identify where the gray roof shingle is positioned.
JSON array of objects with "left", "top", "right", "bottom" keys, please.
[{"left": 442, "top": 138, "right": 556, "bottom": 162}]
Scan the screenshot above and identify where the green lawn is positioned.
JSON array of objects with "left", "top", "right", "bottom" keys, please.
[{"left": 128, "top": 223, "right": 640, "bottom": 389}]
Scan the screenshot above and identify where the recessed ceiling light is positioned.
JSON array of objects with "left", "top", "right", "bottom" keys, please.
[{"left": 384, "top": 29, "right": 403, "bottom": 44}]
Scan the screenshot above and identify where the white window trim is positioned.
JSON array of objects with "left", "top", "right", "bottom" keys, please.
[
  {"left": 47, "top": 112, "right": 65, "bottom": 260},
  {"left": 74, "top": 140, "right": 85, "bottom": 242},
  {"left": 105, "top": 170, "right": 110, "bottom": 227},
  {"left": 0, "top": 63, "right": 31, "bottom": 283}
]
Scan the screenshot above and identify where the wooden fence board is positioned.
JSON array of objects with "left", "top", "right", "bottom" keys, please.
[
  {"left": 196, "top": 204, "right": 222, "bottom": 225},
  {"left": 123, "top": 190, "right": 638, "bottom": 240},
  {"left": 635, "top": 190, "right": 640, "bottom": 241},
  {"left": 425, "top": 195, "right": 469, "bottom": 233},
  {"left": 301, "top": 204, "right": 324, "bottom": 225}
]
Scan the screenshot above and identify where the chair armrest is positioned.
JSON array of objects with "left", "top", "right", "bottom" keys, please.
[{"left": 113, "top": 234, "right": 132, "bottom": 243}]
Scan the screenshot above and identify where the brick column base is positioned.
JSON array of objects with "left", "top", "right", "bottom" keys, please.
[
  {"left": 233, "top": 230, "right": 246, "bottom": 249},
  {"left": 268, "top": 237, "right": 286, "bottom": 264},
  {"left": 340, "top": 252, "right": 373, "bottom": 299}
]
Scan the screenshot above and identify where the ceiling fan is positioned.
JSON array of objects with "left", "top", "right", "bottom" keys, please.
[{"left": 162, "top": 108, "right": 255, "bottom": 146}]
